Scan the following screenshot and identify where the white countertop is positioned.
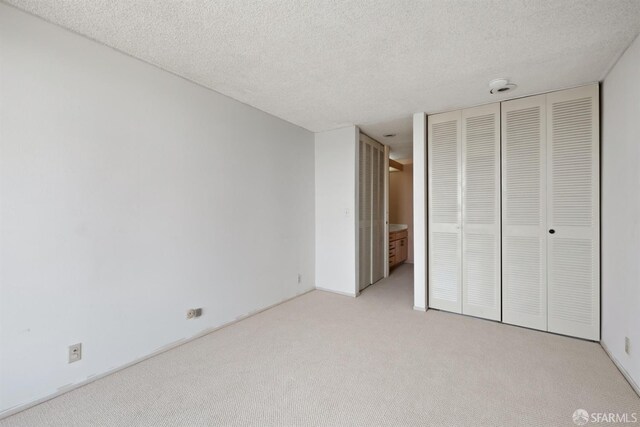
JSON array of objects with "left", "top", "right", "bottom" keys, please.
[{"left": 389, "top": 224, "right": 408, "bottom": 232}]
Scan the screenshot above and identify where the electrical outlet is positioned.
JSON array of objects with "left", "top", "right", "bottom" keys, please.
[
  {"left": 297, "top": 273, "right": 302, "bottom": 284},
  {"left": 68, "top": 343, "right": 82, "bottom": 363},
  {"left": 625, "top": 337, "right": 631, "bottom": 354},
  {"left": 186, "top": 308, "right": 202, "bottom": 319}
]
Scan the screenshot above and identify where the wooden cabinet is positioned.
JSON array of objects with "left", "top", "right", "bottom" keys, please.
[
  {"left": 399, "top": 237, "right": 408, "bottom": 261},
  {"left": 389, "top": 229, "right": 408, "bottom": 268}
]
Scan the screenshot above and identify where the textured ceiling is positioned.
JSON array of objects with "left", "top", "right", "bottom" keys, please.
[
  {"left": 5, "top": 0, "right": 640, "bottom": 157},
  {"left": 361, "top": 116, "right": 414, "bottom": 160}
]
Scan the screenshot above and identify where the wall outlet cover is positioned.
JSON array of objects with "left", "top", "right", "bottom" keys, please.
[
  {"left": 187, "top": 308, "right": 203, "bottom": 319},
  {"left": 68, "top": 343, "right": 82, "bottom": 363}
]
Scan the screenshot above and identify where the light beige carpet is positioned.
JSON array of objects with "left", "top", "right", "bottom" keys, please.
[{"left": 2, "top": 264, "right": 639, "bottom": 426}]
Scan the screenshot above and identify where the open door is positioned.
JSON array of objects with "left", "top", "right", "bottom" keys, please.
[
  {"left": 384, "top": 145, "right": 390, "bottom": 278},
  {"left": 358, "top": 133, "right": 386, "bottom": 290}
]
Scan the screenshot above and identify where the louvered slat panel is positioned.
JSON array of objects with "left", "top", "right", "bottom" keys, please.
[
  {"left": 501, "top": 95, "right": 547, "bottom": 331},
  {"left": 365, "top": 142, "right": 372, "bottom": 287},
  {"left": 431, "top": 232, "right": 459, "bottom": 302},
  {"left": 551, "top": 97, "right": 593, "bottom": 226},
  {"left": 464, "top": 233, "right": 496, "bottom": 307},
  {"left": 504, "top": 107, "right": 543, "bottom": 226},
  {"left": 547, "top": 84, "right": 599, "bottom": 340},
  {"left": 464, "top": 114, "right": 497, "bottom": 224},
  {"left": 431, "top": 121, "right": 459, "bottom": 224},
  {"left": 358, "top": 140, "right": 370, "bottom": 290},
  {"left": 504, "top": 236, "right": 545, "bottom": 316},
  {"left": 377, "top": 147, "right": 385, "bottom": 279},
  {"left": 549, "top": 238, "right": 594, "bottom": 323},
  {"left": 371, "top": 145, "right": 377, "bottom": 283},
  {"left": 371, "top": 146, "right": 384, "bottom": 283},
  {"left": 428, "top": 111, "right": 462, "bottom": 313},
  {"left": 462, "top": 104, "right": 500, "bottom": 320}
]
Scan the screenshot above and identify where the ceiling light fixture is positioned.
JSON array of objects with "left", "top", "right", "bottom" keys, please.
[
  {"left": 383, "top": 133, "right": 397, "bottom": 138},
  {"left": 489, "top": 78, "right": 517, "bottom": 94}
]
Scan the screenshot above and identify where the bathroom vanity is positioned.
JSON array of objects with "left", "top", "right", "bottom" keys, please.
[{"left": 388, "top": 224, "right": 408, "bottom": 268}]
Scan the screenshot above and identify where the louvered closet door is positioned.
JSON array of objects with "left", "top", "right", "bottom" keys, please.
[
  {"left": 546, "top": 85, "right": 599, "bottom": 340},
  {"left": 462, "top": 104, "right": 501, "bottom": 320},
  {"left": 501, "top": 95, "right": 548, "bottom": 331},
  {"left": 358, "top": 140, "right": 371, "bottom": 291},
  {"left": 371, "top": 146, "right": 385, "bottom": 283},
  {"left": 428, "top": 111, "right": 462, "bottom": 313}
]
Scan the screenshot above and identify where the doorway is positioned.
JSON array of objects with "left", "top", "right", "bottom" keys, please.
[
  {"left": 388, "top": 159, "right": 414, "bottom": 275},
  {"left": 357, "top": 127, "right": 414, "bottom": 295}
]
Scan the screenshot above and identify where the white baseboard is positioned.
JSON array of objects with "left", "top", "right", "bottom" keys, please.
[
  {"left": 600, "top": 341, "right": 640, "bottom": 397},
  {"left": 0, "top": 288, "right": 315, "bottom": 420},
  {"left": 314, "top": 286, "right": 357, "bottom": 297}
]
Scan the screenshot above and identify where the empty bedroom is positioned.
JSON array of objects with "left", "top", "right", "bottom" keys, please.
[{"left": 1, "top": 1, "right": 639, "bottom": 426}]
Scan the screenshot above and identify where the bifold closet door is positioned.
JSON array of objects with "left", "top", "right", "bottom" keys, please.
[
  {"left": 461, "top": 104, "right": 501, "bottom": 321},
  {"left": 428, "top": 111, "right": 462, "bottom": 313},
  {"left": 358, "top": 140, "right": 372, "bottom": 291},
  {"left": 359, "top": 136, "right": 385, "bottom": 291},
  {"left": 501, "top": 95, "right": 548, "bottom": 331},
  {"left": 501, "top": 85, "right": 599, "bottom": 339},
  {"left": 371, "top": 146, "right": 385, "bottom": 283},
  {"left": 546, "top": 85, "right": 599, "bottom": 341}
]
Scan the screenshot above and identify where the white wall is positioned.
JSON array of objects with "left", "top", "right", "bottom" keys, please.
[
  {"left": 314, "top": 127, "right": 358, "bottom": 296},
  {"left": 412, "top": 113, "right": 427, "bottom": 310},
  {"left": 0, "top": 4, "right": 315, "bottom": 414},
  {"left": 601, "top": 34, "right": 640, "bottom": 392}
]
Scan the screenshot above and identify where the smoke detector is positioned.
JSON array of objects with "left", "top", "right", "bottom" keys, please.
[{"left": 489, "top": 78, "right": 517, "bottom": 94}]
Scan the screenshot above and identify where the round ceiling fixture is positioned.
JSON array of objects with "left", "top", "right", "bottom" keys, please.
[
  {"left": 489, "top": 78, "right": 517, "bottom": 94},
  {"left": 383, "top": 133, "right": 397, "bottom": 138}
]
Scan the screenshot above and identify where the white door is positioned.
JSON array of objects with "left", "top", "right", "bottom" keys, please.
[
  {"left": 383, "top": 145, "right": 390, "bottom": 279},
  {"left": 501, "top": 95, "right": 548, "bottom": 331},
  {"left": 359, "top": 135, "right": 386, "bottom": 291},
  {"left": 461, "top": 104, "right": 501, "bottom": 321},
  {"left": 428, "top": 111, "right": 462, "bottom": 313},
  {"left": 358, "top": 139, "right": 371, "bottom": 291},
  {"left": 371, "top": 146, "right": 385, "bottom": 283},
  {"left": 546, "top": 85, "right": 600, "bottom": 340}
]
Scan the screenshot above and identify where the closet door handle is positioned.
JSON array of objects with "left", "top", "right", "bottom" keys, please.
[{"left": 549, "top": 229, "right": 555, "bottom": 234}]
